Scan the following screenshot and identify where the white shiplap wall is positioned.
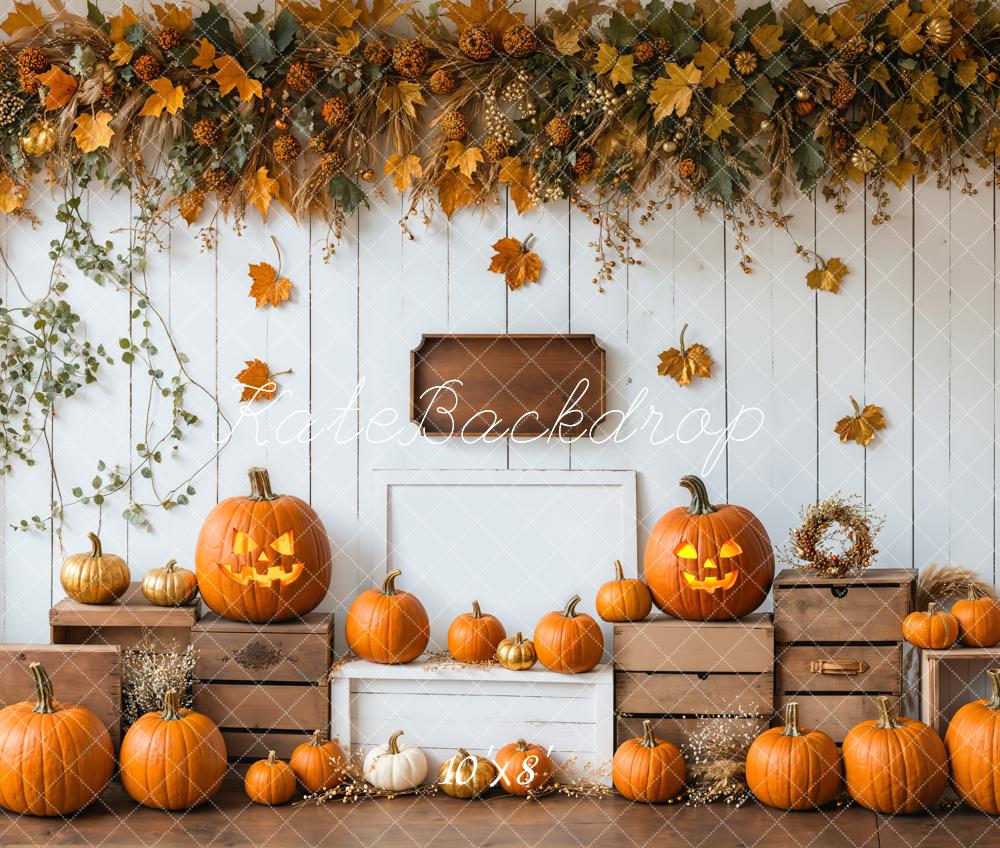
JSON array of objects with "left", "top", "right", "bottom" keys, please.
[{"left": 1, "top": 1, "right": 997, "bottom": 646}]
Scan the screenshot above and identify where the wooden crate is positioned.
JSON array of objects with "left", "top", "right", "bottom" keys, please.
[
  {"left": 192, "top": 612, "right": 333, "bottom": 761},
  {"left": 612, "top": 614, "right": 773, "bottom": 750},
  {"left": 921, "top": 647, "right": 1000, "bottom": 737},
  {"left": 330, "top": 657, "right": 615, "bottom": 785},
  {"left": 773, "top": 567, "right": 917, "bottom": 743},
  {"left": 0, "top": 645, "right": 122, "bottom": 748},
  {"left": 50, "top": 583, "right": 197, "bottom": 652}
]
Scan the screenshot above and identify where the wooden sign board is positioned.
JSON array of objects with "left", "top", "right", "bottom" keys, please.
[{"left": 410, "top": 334, "right": 606, "bottom": 437}]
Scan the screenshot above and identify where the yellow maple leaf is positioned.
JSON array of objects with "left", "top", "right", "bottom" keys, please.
[
  {"left": 498, "top": 156, "right": 534, "bottom": 214},
  {"left": 552, "top": 26, "right": 582, "bottom": 55},
  {"left": 693, "top": 41, "right": 730, "bottom": 89},
  {"left": 437, "top": 170, "right": 476, "bottom": 218},
  {"left": 376, "top": 81, "right": 426, "bottom": 118},
  {"left": 1, "top": 1, "right": 45, "bottom": 36},
  {"left": 954, "top": 58, "right": 979, "bottom": 88},
  {"left": 488, "top": 235, "right": 542, "bottom": 291},
  {"left": 109, "top": 41, "right": 135, "bottom": 67},
  {"left": 593, "top": 44, "right": 634, "bottom": 87},
  {"left": 749, "top": 23, "right": 785, "bottom": 59},
  {"left": 806, "top": 257, "right": 848, "bottom": 293},
  {"left": 355, "top": 0, "right": 415, "bottom": 28},
  {"left": 246, "top": 167, "right": 280, "bottom": 216},
  {"left": 657, "top": 324, "right": 713, "bottom": 386},
  {"left": 440, "top": 0, "right": 525, "bottom": 41},
  {"left": 912, "top": 119, "right": 944, "bottom": 154},
  {"left": 283, "top": 0, "right": 361, "bottom": 29},
  {"left": 384, "top": 153, "right": 422, "bottom": 192},
  {"left": 797, "top": 13, "right": 836, "bottom": 47},
  {"left": 37, "top": 66, "right": 78, "bottom": 112},
  {"left": 138, "top": 77, "right": 185, "bottom": 118},
  {"left": 855, "top": 122, "right": 889, "bottom": 156},
  {"left": 151, "top": 2, "right": 193, "bottom": 32},
  {"left": 236, "top": 359, "right": 286, "bottom": 402},
  {"left": 108, "top": 5, "right": 138, "bottom": 44},
  {"left": 443, "top": 141, "right": 484, "bottom": 179},
  {"left": 247, "top": 261, "right": 293, "bottom": 308},
  {"left": 71, "top": 111, "right": 115, "bottom": 154},
  {"left": 336, "top": 30, "right": 361, "bottom": 55},
  {"left": 886, "top": 157, "right": 918, "bottom": 189},
  {"left": 213, "top": 55, "right": 262, "bottom": 102},
  {"left": 178, "top": 189, "right": 203, "bottom": 225},
  {"left": 0, "top": 173, "right": 28, "bottom": 214},
  {"left": 192, "top": 38, "right": 217, "bottom": 69},
  {"left": 834, "top": 396, "right": 886, "bottom": 446},
  {"left": 703, "top": 104, "right": 735, "bottom": 140},
  {"left": 648, "top": 63, "right": 702, "bottom": 122},
  {"left": 886, "top": 3, "right": 926, "bottom": 54}
]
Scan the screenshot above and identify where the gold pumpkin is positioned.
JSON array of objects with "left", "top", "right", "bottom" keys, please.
[
  {"left": 60, "top": 532, "right": 131, "bottom": 605},
  {"left": 437, "top": 748, "right": 497, "bottom": 799},
  {"left": 19, "top": 118, "right": 57, "bottom": 157},
  {"left": 141, "top": 559, "right": 199, "bottom": 607},
  {"left": 495, "top": 631, "right": 537, "bottom": 671}
]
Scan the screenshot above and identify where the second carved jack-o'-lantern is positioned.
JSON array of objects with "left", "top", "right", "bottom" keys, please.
[
  {"left": 643, "top": 475, "right": 773, "bottom": 620},
  {"left": 195, "top": 467, "right": 331, "bottom": 622}
]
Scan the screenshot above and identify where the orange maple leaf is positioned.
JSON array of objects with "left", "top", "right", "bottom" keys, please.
[
  {"left": 488, "top": 235, "right": 542, "bottom": 290},
  {"left": 236, "top": 359, "right": 288, "bottom": 402},
  {"left": 0, "top": 173, "right": 28, "bottom": 214},
  {"left": 37, "top": 66, "right": 78, "bottom": 111},
  {"left": 440, "top": 0, "right": 525, "bottom": 40},
  {"left": 246, "top": 167, "right": 280, "bottom": 216},
  {"left": 437, "top": 170, "right": 476, "bottom": 218},
  {"left": 657, "top": 324, "right": 713, "bottom": 386},
  {"left": 213, "top": 55, "right": 262, "bottom": 102},
  {"left": 248, "top": 261, "right": 293, "bottom": 308},
  {"left": 0, "top": 1, "right": 45, "bottom": 36},
  {"left": 71, "top": 111, "right": 115, "bottom": 153},
  {"left": 498, "top": 156, "right": 535, "bottom": 215},
  {"left": 834, "top": 396, "right": 886, "bottom": 446},
  {"left": 139, "top": 77, "right": 185, "bottom": 118},
  {"left": 192, "top": 38, "right": 217, "bottom": 69}
]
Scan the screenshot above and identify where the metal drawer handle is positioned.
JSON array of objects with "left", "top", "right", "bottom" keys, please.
[{"left": 809, "top": 659, "right": 869, "bottom": 676}]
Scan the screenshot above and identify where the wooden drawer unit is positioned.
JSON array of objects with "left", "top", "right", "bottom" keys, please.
[
  {"left": 773, "top": 568, "right": 917, "bottom": 743},
  {"left": 192, "top": 612, "right": 333, "bottom": 761},
  {"left": 613, "top": 614, "right": 773, "bottom": 749}
]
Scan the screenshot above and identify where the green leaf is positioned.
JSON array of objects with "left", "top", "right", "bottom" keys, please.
[
  {"left": 792, "top": 132, "right": 824, "bottom": 190},
  {"left": 87, "top": 1, "right": 107, "bottom": 29},
  {"left": 329, "top": 176, "right": 367, "bottom": 215},
  {"left": 246, "top": 24, "right": 277, "bottom": 64},
  {"left": 272, "top": 9, "right": 297, "bottom": 53}
]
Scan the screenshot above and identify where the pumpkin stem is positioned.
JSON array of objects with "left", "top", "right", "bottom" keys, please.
[
  {"left": 471, "top": 600, "right": 482, "bottom": 619},
  {"left": 874, "top": 696, "right": 903, "bottom": 729},
  {"left": 248, "top": 467, "right": 277, "bottom": 501},
  {"left": 613, "top": 560, "right": 624, "bottom": 581},
  {"left": 87, "top": 531, "right": 103, "bottom": 557},
  {"left": 640, "top": 719, "right": 657, "bottom": 748},
  {"left": 29, "top": 663, "right": 56, "bottom": 715},
  {"left": 387, "top": 730, "right": 404, "bottom": 755},
  {"left": 513, "top": 632, "right": 524, "bottom": 644},
  {"left": 381, "top": 570, "right": 402, "bottom": 595},
  {"left": 679, "top": 475, "right": 717, "bottom": 515},
  {"left": 310, "top": 729, "right": 327, "bottom": 746},
  {"left": 163, "top": 558, "right": 177, "bottom": 573},
  {"left": 515, "top": 739, "right": 529, "bottom": 752},
  {"left": 986, "top": 669, "right": 1000, "bottom": 710},
  {"left": 161, "top": 689, "right": 184, "bottom": 721},
  {"left": 267, "top": 751, "right": 278, "bottom": 766},
  {"left": 781, "top": 702, "right": 803, "bottom": 737},
  {"left": 967, "top": 583, "right": 981, "bottom": 601},
  {"left": 562, "top": 594, "right": 582, "bottom": 617},
  {"left": 927, "top": 602, "right": 939, "bottom": 616}
]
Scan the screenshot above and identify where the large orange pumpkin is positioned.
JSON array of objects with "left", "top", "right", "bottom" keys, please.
[
  {"left": 643, "top": 475, "right": 773, "bottom": 620},
  {"left": 842, "top": 696, "right": 948, "bottom": 814},
  {"left": 612, "top": 719, "right": 685, "bottom": 802},
  {"left": 945, "top": 668, "right": 1000, "bottom": 813},
  {"left": 495, "top": 739, "right": 553, "bottom": 796},
  {"left": 448, "top": 600, "right": 506, "bottom": 663},
  {"left": 289, "top": 730, "right": 347, "bottom": 793},
  {"left": 952, "top": 589, "right": 1000, "bottom": 648},
  {"left": 745, "top": 702, "right": 842, "bottom": 810},
  {"left": 902, "top": 603, "right": 959, "bottom": 649},
  {"left": 119, "top": 689, "right": 227, "bottom": 810},
  {"left": 195, "top": 466, "right": 331, "bottom": 622},
  {"left": 0, "top": 663, "right": 114, "bottom": 816},
  {"left": 533, "top": 594, "right": 604, "bottom": 674},
  {"left": 595, "top": 560, "right": 653, "bottom": 623},
  {"left": 345, "top": 569, "right": 430, "bottom": 664}
]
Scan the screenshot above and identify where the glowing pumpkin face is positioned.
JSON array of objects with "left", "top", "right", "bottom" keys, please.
[
  {"left": 673, "top": 539, "right": 743, "bottom": 593},
  {"left": 195, "top": 467, "right": 331, "bottom": 622}
]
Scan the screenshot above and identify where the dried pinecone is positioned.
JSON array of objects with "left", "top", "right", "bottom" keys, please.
[
  {"left": 831, "top": 79, "right": 856, "bottom": 111},
  {"left": 502, "top": 24, "right": 538, "bottom": 58},
  {"left": 192, "top": 118, "right": 221, "bottom": 147},
  {"left": 459, "top": 25, "right": 495, "bottom": 61},
  {"left": 440, "top": 110, "right": 469, "bottom": 141},
  {"left": 363, "top": 40, "right": 392, "bottom": 65},
  {"left": 272, "top": 134, "right": 301, "bottom": 163},
  {"left": 0, "top": 92, "right": 24, "bottom": 127},
  {"left": 286, "top": 62, "right": 320, "bottom": 93},
  {"left": 795, "top": 99, "right": 816, "bottom": 117},
  {"left": 545, "top": 116, "right": 573, "bottom": 148},
  {"left": 320, "top": 151, "right": 346, "bottom": 177},
  {"left": 16, "top": 46, "right": 47, "bottom": 75},
  {"left": 851, "top": 147, "right": 878, "bottom": 174},
  {"left": 178, "top": 189, "right": 205, "bottom": 223},
  {"left": 733, "top": 50, "right": 758, "bottom": 76},
  {"left": 157, "top": 27, "right": 181, "bottom": 51},
  {"left": 202, "top": 168, "right": 230, "bottom": 192},
  {"left": 925, "top": 16, "right": 953, "bottom": 46},
  {"left": 429, "top": 69, "right": 457, "bottom": 96},
  {"left": 321, "top": 96, "right": 351, "bottom": 127},
  {"left": 838, "top": 35, "right": 867, "bottom": 63},
  {"left": 483, "top": 135, "right": 508, "bottom": 162},
  {"left": 654, "top": 37, "right": 670, "bottom": 56},
  {"left": 678, "top": 157, "right": 696, "bottom": 178},
  {"left": 634, "top": 41, "right": 655, "bottom": 63},
  {"left": 133, "top": 55, "right": 162, "bottom": 82},
  {"left": 572, "top": 148, "right": 595, "bottom": 178},
  {"left": 392, "top": 39, "right": 429, "bottom": 79}
]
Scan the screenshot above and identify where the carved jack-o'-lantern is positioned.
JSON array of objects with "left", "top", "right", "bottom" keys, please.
[
  {"left": 195, "top": 467, "right": 331, "bottom": 622},
  {"left": 643, "top": 475, "right": 773, "bottom": 620}
]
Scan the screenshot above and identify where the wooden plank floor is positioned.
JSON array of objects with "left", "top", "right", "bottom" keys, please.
[{"left": 1, "top": 778, "right": 997, "bottom": 847}]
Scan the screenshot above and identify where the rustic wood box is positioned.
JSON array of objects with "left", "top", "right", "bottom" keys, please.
[
  {"left": 920, "top": 647, "right": 1000, "bottom": 737},
  {"left": 773, "top": 567, "right": 917, "bottom": 742},
  {"left": 50, "top": 583, "right": 197, "bottom": 652},
  {"left": 192, "top": 612, "right": 333, "bottom": 761},
  {"left": 0, "top": 645, "right": 122, "bottom": 748},
  {"left": 613, "top": 614, "right": 774, "bottom": 750},
  {"left": 330, "top": 657, "right": 615, "bottom": 785}
]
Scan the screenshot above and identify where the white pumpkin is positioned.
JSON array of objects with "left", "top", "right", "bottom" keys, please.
[{"left": 363, "top": 730, "right": 428, "bottom": 791}]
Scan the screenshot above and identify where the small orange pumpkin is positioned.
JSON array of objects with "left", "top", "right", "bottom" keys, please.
[
  {"left": 534, "top": 594, "right": 604, "bottom": 674},
  {"left": 902, "top": 603, "right": 959, "bottom": 649},
  {"left": 290, "top": 730, "right": 347, "bottom": 793},
  {"left": 448, "top": 600, "right": 506, "bottom": 663},
  {"left": 745, "top": 702, "right": 842, "bottom": 810},
  {"left": 612, "top": 719, "right": 685, "bottom": 802},
  {"left": 495, "top": 739, "right": 553, "bottom": 796},
  {"left": 245, "top": 751, "right": 296, "bottom": 805},
  {"left": 951, "top": 588, "right": 1000, "bottom": 648},
  {"left": 345, "top": 569, "right": 430, "bottom": 664},
  {"left": 595, "top": 560, "right": 652, "bottom": 623},
  {"left": 945, "top": 668, "right": 1000, "bottom": 813}
]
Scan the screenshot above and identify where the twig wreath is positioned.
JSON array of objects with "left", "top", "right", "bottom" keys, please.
[{"left": 783, "top": 494, "right": 884, "bottom": 578}]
